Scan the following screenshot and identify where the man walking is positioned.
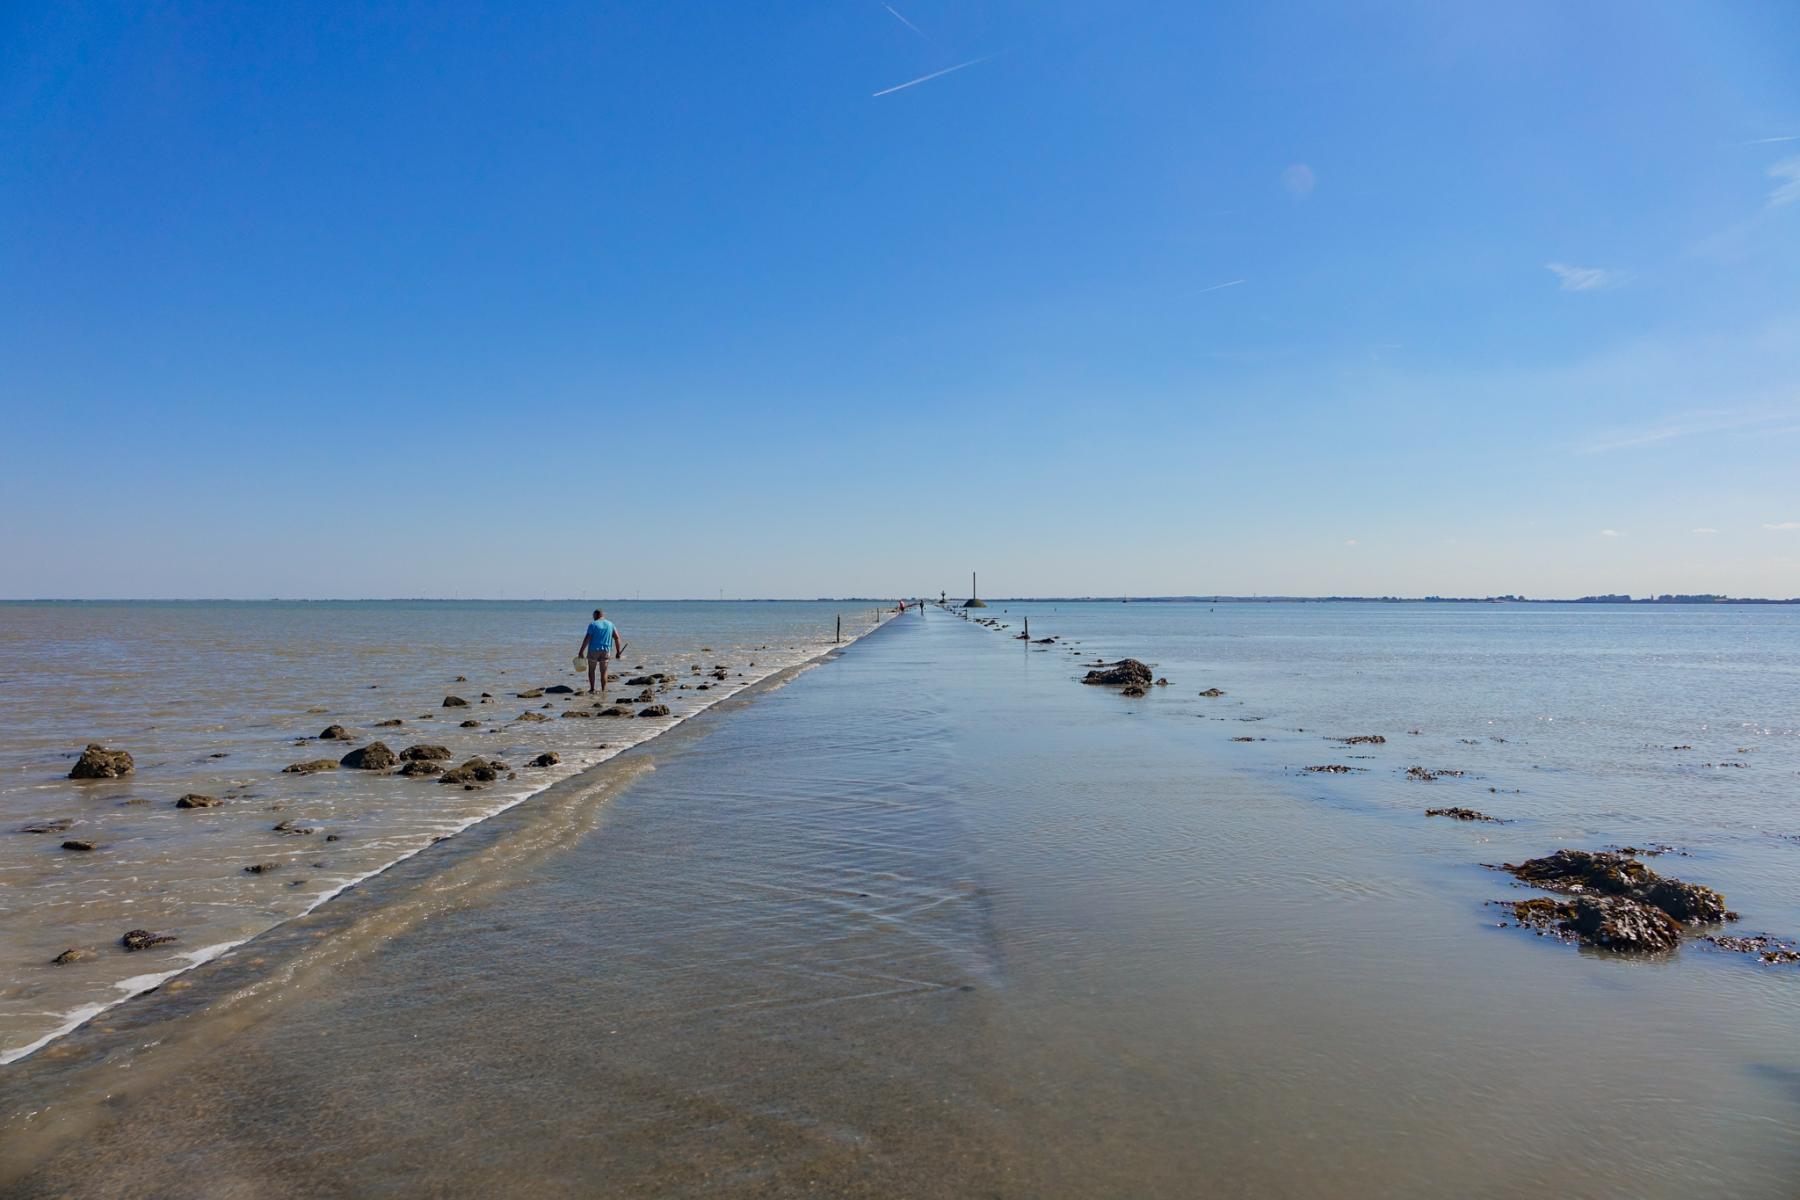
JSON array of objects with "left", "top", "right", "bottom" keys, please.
[{"left": 577, "top": 608, "right": 622, "bottom": 696}]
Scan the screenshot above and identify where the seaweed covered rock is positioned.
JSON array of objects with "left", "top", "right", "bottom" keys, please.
[
  {"left": 527, "top": 752, "right": 560, "bottom": 768},
  {"left": 283, "top": 759, "right": 339, "bottom": 775},
  {"left": 121, "top": 929, "right": 177, "bottom": 952},
  {"left": 442, "top": 695, "right": 470, "bottom": 708},
  {"left": 176, "top": 793, "right": 221, "bottom": 809},
  {"left": 1082, "top": 660, "right": 1153, "bottom": 688},
  {"left": 516, "top": 711, "right": 552, "bottom": 723},
  {"left": 544, "top": 685, "right": 575, "bottom": 695},
  {"left": 440, "top": 757, "right": 500, "bottom": 786},
  {"left": 639, "top": 704, "right": 671, "bottom": 718},
  {"left": 399, "top": 760, "right": 443, "bottom": 777},
  {"left": 318, "top": 724, "right": 353, "bottom": 741},
  {"left": 399, "top": 744, "right": 452, "bottom": 762},
  {"left": 339, "top": 742, "right": 398, "bottom": 770},
  {"left": 1508, "top": 895, "right": 1682, "bottom": 951},
  {"left": 1503, "top": 849, "right": 1732, "bottom": 925},
  {"left": 1426, "top": 807, "right": 1500, "bottom": 822},
  {"left": 69, "top": 744, "right": 133, "bottom": 780}
]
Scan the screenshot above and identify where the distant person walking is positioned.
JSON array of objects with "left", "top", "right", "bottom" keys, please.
[{"left": 577, "top": 609, "right": 622, "bottom": 696}]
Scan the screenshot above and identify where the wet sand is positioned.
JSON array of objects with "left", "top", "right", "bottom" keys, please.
[{"left": 3, "top": 607, "right": 1798, "bottom": 1197}]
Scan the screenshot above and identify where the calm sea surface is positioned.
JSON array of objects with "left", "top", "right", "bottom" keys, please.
[{"left": 2, "top": 601, "right": 1798, "bottom": 1196}]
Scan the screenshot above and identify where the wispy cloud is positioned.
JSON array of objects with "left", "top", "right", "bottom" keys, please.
[
  {"left": 1344, "top": 538, "right": 1358, "bottom": 547},
  {"left": 882, "top": 4, "right": 928, "bottom": 40},
  {"left": 1767, "top": 157, "right": 1800, "bottom": 208},
  {"left": 1194, "top": 279, "right": 1245, "bottom": 295},
  {"left": 1577, "top": 407, "right": 1800, "bottom": 454},
  {"left": 1545, "top": 262, "right": 1629, "bottom": 291},
  {"left": 1692, "top": 528, "right": 1719, "bottom": 535},
  {"left": 1765, "top": 521, "right": 1800, "bottom": 531},
  {"left": 1599, "top": 529, "right": 1623, "bottom": 538},
  {"left": 1281, "top": 164, "right": 1315, "bottom": 198},
  {"left": 1732, "top": 134, "right": 1798, "bottom": 146},
  {"left": 872, "top": 52, "right": 998, "bottom": 97}
]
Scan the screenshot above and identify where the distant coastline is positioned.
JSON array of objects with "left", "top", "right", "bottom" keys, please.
[{"left": 976, "top": 594, "right": 1800, "bottom": 605}]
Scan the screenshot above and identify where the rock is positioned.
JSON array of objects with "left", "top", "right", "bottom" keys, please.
[
  {"left": 61, "top": 839, "right": 97, "bottom": 852},
  {"left": 69, "top": 744, "right": 133, "bottom": 779},
  {"left": 1198, "top": 688, "right": 1226, "bottom": 698},
  {"left": 517, "top": 688, "right": 545, "bottom": 699},
  {"left": 20, "top": 818, "right": 74, "bottom": 834},
  {"left": 1121, "top": 684, "right": 1148, "bottom": 697},
  {"left": 1304, "top": 765, "right": 1360, "bottom": 774},
  {"left": 527, "top": 752, "right": 560, "bottom": 768},
  {"left": 1334, "top": 735, "right": 1386, "bottom": 746},
  {"left": 399, "top": 744, "right": 452, "bottom": 762},
  {"left": 440, "top": 757, "right": 500, "bottom": 786},
  {"left": 1703, "top": 934, "right": 1800, "bottom": 964},
  {"left": 1503, "top": 849, "right": 1733, "bottom": 926},
  {"left": 633, "top": 689, "right": 655, "bottom": 703},
  {"left": 374, "top": 718, "right": 404, "bottom": 727},
  {"left": 273, "top": 820, "right": 315, "bottom": 835},
  {"left": 1082, "top": 660, "right": 1153, "bottom": 688},
  {"left": 454, "top": 675, "right": 468, "bottom": 682},
  {"left": 1427, "top": 807, "right": 1500, "bottom": 822},
  {"left": 517, "top": 711, "right": 551, "bottom": 723},
  {"left": 51, "top": 947, "right": 94, "bottom": 965},
  {"left": 560, "top": 710, "right": 597, "bottom": 719},
  {"left": 460, "top": 719, "right": 481, "bottom": 728},
  {"left": 1154, "top": 677, "right": 1170, "bottom": 686},
  {"left": 545, "top": 685, "right": 575, "bottom": 694},
  {"left": 1406, "top": 767, "right": 1466, "bottom": 781},
  {"left": 1566, "top": 895, "right": 1683, "bottom": 951},
  {"left": 443, "top": 696, "right": 470, "bottom": 707},
  {"left": 599, "top": 706, "right": 632, "bottom": 717},
  {"left": 339, "top": 742, "right": 398, "bottom": 770},
  {"left": 318, "top": 724, "right": 353, "bottom": 741},
  {"left": 626, "top": 676, "right": 655, "bottom": 686},
  {"left": 121, "top": 929, "right": 177, "bottom": 952},
  {"left": 639, "top": 704, "right": 671, "bottom": 718},
  {"left": 176, "top": 793, "right": 221, "bottom": 809},
  {"left": 282, "top": 759, "right": 338, "bottom": 775},
  {"left": 244, "top": 862, "right": 279, "bottom": 874},
  {"left": 399, "top": 760, "right": 444, "bottom": 777}
]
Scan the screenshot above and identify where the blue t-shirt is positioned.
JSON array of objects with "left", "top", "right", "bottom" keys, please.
[{"left": 585, "top": 619, "right": 616, "bottom": 653}]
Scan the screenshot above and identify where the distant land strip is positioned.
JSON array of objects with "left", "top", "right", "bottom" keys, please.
[{"left": 973, "top": 594, "right": 1800, "bottom": 605}]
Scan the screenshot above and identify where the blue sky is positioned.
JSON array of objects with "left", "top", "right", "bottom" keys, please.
[{"left": 3, "top": 1, "right": 1798, "bottom": 599}]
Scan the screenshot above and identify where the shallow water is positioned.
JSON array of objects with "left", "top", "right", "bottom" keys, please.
[
  {"left": 0, "top": 600, "right": 888, "bottom": 1063},
  {"left": 2, "top": 603, "right": 1798, "bottom": 1197}
]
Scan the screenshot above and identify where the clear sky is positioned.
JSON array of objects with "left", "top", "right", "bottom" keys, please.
[{"left": 3, "top": 1, "right": 1798, "bottom": 599}]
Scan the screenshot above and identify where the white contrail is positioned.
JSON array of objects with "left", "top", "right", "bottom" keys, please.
[
  {"left": 883, "top": 4, "right": 928, "bottom": 39},
  {"left": 1195, "top": 279, "right": 1246, "bottom": 294},
  {"left": 1733, "top": 134, "right": 1797, "bottom": 145},
  {"left": 873, "top": 53, "right": 998, "bottom": 97}
]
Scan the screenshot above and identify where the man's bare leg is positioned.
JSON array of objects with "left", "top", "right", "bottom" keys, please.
[
  {"left": 587, "top": 657, "right": 598, "bottom": 694},
  {"left": 598, "top": 652, "right": 609, "bottom": 699}
]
